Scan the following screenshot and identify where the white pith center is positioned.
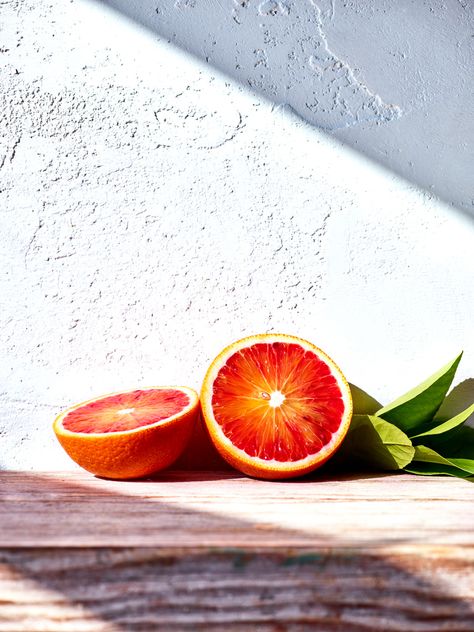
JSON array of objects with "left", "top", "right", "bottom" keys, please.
[
  {"left": 269, "top": 390, "right": 285, "bottom": 408},
  {"left": 118, "top": 408, "right": 135, "bottom": 415}
]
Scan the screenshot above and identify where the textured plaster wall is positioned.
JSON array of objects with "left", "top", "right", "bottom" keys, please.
[{"left": 1, "top": 0, "right": 473, "bottom": 469}]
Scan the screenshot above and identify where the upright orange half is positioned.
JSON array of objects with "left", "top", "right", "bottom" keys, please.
[
  {"left": 53, "top": 386, "right": 199, "bottom": 479},
  {"left": 201, "top": 334, "right": 352, "bottom": 480}
]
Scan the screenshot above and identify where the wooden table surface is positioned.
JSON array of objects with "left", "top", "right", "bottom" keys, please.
[{"left": 1, "top": 470, "right": 473, "bottom": 631}]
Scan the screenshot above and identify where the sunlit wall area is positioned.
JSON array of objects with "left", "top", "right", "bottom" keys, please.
[{"left": 1, "top": 0, "right": 472, "bottom": 469}]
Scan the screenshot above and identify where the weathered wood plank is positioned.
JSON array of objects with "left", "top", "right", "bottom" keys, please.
[
  {"left": 0, "top": 471, "right": 473, "bottom": 630},
  {"left": 1, "top": 471, "right": 473, "bottom": 548},
  {"left": 1, "top": 547, "right": 473, "bottom": 631}
]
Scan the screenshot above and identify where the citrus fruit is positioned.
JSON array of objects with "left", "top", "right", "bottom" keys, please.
[
  {"left": 53, "top": 386, "right": 199, "bottom": 479},
  {"left": 201, "top": 334, "right": 353, "bottom": 480}
]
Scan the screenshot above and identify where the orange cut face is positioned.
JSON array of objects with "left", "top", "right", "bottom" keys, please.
[
  {"left": 211, "top": 342, "right": 346, "bottom": 462},
  {"left": 62, "top": 388, "right": 190, "bottom": 434}
]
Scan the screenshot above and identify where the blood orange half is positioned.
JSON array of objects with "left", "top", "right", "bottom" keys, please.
[
  {"left": 53, "top": 386, "right": 199, "bottom": 479},
  {"left": 201, "top": 334, "right": 352, "bottom": 480}
]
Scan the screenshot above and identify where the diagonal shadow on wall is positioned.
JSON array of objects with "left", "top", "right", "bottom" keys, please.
[{"left": 96, "top": 0, "right": 474, "bottom": 219}]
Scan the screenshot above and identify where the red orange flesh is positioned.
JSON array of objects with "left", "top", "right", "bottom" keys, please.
[
  {"left": 62, "top": 389, "right": 190, "bottom": 434},
  {"left": 201, "top": 334, "right": 352, "bottom": 479}
]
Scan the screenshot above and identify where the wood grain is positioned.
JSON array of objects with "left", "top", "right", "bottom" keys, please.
[{"left": 1, "top": 471, "right": 473, "bottom": 630}]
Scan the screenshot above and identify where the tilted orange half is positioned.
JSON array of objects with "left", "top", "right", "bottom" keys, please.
[
  {"left": 53, "top": 386, "right": 199, "bottom": 479},
  {"left": 201, "top": 334, "right": 353, "bottom": 480}
]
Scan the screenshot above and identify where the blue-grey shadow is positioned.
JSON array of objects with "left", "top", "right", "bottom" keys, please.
[{"left": 97, "top": 0, "right": 474, "bottom": 218}]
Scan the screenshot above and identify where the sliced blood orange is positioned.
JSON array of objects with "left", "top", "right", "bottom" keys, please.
[
  {"left": 53, "top": 386, "right": 199, "bottom": 479},
  {"left": 201, "top": 334, "right": 352, "bottom": 480}
]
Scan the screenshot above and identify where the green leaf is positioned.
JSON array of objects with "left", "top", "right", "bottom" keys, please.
[
  {"left": 405, "top": 424, "right": 474, "bottom": 479},
  {"left": 349, "top": 383, "right": 382, "bottom": 415},
  {"left": 426, "top": 425, "right": 474, "bottom": 456},
  {"left": 404, "top": 461, "right": 474, "bottom": 479},
  {"left": 434, "top": 378, "right": 474, "bottom": 422},
  {"left": 411, "top": 403, "right": 474, "bottom": 440},
  {"left": 408, "top": 444, "right": 474, "bottom": 476},
  {"left": 337, "top": 414, "right": 414, "bottom": 470},
  {"left": 375, "top": 353, "right": 463, "bottom": 434}
]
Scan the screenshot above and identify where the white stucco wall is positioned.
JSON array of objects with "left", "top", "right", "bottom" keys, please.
[{"left": 1, "top": 0, "right": 473, "bottom": 470}]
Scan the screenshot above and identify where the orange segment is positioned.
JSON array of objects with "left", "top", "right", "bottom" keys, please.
[
  {"left": 54, "top": 386, "right": 199, "bottom": 480},
  {"left": 201, "top": 334, "right": 352, "bottom": 480}
]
